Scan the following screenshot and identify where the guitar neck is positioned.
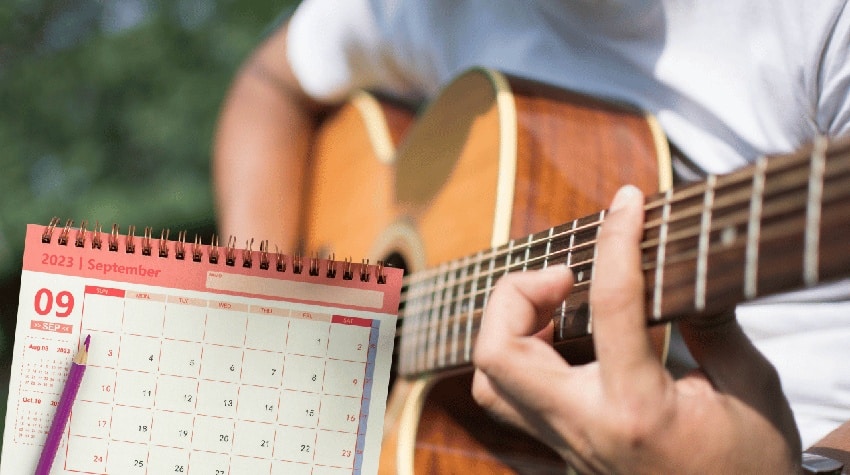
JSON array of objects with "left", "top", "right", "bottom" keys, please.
[{"left": 397, "top": 136, "right": 850, "bottom": 378}]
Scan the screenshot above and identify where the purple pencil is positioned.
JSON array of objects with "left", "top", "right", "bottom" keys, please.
[{"left": 35, "top": 334, "right": 90, "bottom": 475}]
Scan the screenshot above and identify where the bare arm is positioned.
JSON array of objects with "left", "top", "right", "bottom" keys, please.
[{"left": 213, "top": 22, "right": 327, "bottom": 252}]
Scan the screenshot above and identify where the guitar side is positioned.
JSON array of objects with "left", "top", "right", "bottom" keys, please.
[{"left": 304, "top": 69, "right": 672, "bottom": 474}]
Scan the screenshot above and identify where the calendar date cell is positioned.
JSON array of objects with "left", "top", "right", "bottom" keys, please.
[
  {"left": 192, "top": 415, "right": 235, "bottom": 453},
  {"left": 327, "top": 323, "right": 371, "bottom": 362},
  {"left": 245, "top": 312, "right": 290, "bottom": 351},
  {"left": 115, "top": 370, "right": 157, "bottom": 408},
  {"left": 281, "top": 354, "right": 325, "bottom": 393},
  {"left": 76, "top": 366, "right": 117, "bottom": 404},
  {"left": 104, "top": 440, "right": 149, "bottom": 474},
  {"left": 286, "top": 319, "right": 331, "bottom": 357},
  {"left": 241, "top": 348, "right": 284, "bottom": 387},
  {"left": 196, "top": 380, "right": 239, "bottom": 418},
  {"left": 315, "top": 428, "right": 359, "bottom": 469},
  {"left": 199, "top": 344, "right": 243, "bottom": 383},
  {"left": 273, "top": 425, "right": 318, "bottom": 464},
  {"left": 83, "top": 330, "right": 121, "bottom": 368},
  {"left": 187, "top": 450, "right": 230, "bottom": 475},
  {"left": 67, "top": 400, "right": 113, "bottom": 439},
  {"left": 81, "top": 292, "right": 125, "bottom": 333},
  {"left": 231, "top": 455, "right": 272, "bottom": 473},
  {"left": 147, "top": 445, "right": 190, "bottom": 474},
  {"left": 123, "top": 295, "right": 166, "bottom": 337},
  {"left": 272, "top": 460, "right": 314, "bottom": 475},
  {"left": 153, "top": 374, "right": 198, "bottom": 412},
  {"left": 110, "top": 405, "right": 153, "bottom": 443},
  {"left": 323, "top": 358, "right": 367, "bottom": 397},
  {"left": 232, "top": 420, "right": 276, "bottom": 458},
  {"left": 152, "top": 410, "right": 194, "bottom": 448},
  {"left": 205, "top": 306, "right": 247, "bottom": 345},
  {"left": 318, "top": 394, "right": 363, "bottom": 432},
  {"left": 64, "top": 435, "right": 108, "bottom": 473},
  {"left": 117, "top": 334, "right": 161, "bottom": 372},
  {"left": 278, "top": 389, "right": 321, "bottom": 428},
  {"left": 236, "top": 385, "right": 279, "bottom": 422},
  {"left": 159, "top": 339, "right": 203, "bottom": 377},
  {"left": 163, "top": 301, "right": 207, "bottom": 341}
]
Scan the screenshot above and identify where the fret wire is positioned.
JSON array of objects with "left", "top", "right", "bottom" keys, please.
[
  {"left": 804, "top": 136, "right": 828, "bottom": 286},
  {"left": 523, "top": 234, "right": 532, "bottom": 271},
  {"left": 587, "top": 210, "right": 605, "bottom": 333},
  {"left": 504, "top": 239, "right": 515, "bottom": 276},
  {"left": 653, "top": 190, "right": 672, "bottom": 319},
  {"left": 410, "top": 275, "right": 429, "bottom": 374},
  {"left": 430, "top": 261, "right": 448, "bottom": 369},
  {"left": 466, "top": 250, "right": 485, "bottom": 363},
  {"left": 426, "top": 266, "right": 445, "bottom": 371},
  {"left": 560, "top": 222, "right": 573, "bottom": 341},
  {"left": 442, "top": 260, "right": 460, "bottom": 367},
  {"left": 566, "top": 219, "right": 580, "bottom": 336},
  {"left": 451, "top": 255, "right": 470, "bottom": 365},
  {"left": 405, "top": 276, "right": 418, "bottom": 373},
  {"left": 415, "top": 273, "right": 433, "bottom": 372},
  {"left": 543, "top": 227, "right": 553, "bottom": 269},
  {"left": 695, "top": 175, "right": 717, "bottom": 311},
  {"left": 744, "top": 157, "right": 768, "bottom": 299},
  {"left": 465, "top": 251, "right": 493, "bottom": 362}
]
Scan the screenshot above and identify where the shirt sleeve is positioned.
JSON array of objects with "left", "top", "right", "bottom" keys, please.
[
  {"left": 286, "top": 0, "right": 421, "bottom": 103},
  {"left": 817, "top": 1, "right": 850, "bottom": 137}
]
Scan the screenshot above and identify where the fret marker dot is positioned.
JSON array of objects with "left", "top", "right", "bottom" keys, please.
[
  {"left": 721, "top": 226, "right": 737, "bottom": 246},
  {"left": 576, "top": 270, "right": 584, "bottom": 282}
]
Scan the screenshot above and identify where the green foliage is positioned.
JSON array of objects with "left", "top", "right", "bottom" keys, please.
[
  {"left": 0, "top": 0, "right": 296, "bottom": 278},
  {"left": 0, "top": 0, "right": 298, "bottom": 455}
]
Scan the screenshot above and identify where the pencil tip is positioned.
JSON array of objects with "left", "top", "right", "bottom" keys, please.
[{"left": 84, "top": 334, "right": 91, "bottom": 351}]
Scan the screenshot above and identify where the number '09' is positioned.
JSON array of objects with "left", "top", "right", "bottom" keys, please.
[{"left": 34, "top": 288, "right": 75, "bottom": 317}]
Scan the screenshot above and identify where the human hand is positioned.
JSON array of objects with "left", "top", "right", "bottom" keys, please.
[{"left": 471, "top": 185, "right": 801, "bottom": 474}]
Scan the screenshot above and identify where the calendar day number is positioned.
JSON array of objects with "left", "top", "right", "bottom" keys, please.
[{"left": 33, "top": 288, "right": 75, "bottom": 318}]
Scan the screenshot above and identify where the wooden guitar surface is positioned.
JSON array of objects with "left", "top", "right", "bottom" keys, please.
[{"left": 303, "top": 69, "right": 671, "bottom": 474}]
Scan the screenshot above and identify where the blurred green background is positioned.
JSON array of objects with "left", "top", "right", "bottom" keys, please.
[{"left": 0, "top": 0, "right": 297, "bottom": 455}]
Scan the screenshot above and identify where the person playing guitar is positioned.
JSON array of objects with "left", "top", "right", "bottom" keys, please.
[{"left": 213, "top": 1, "right": 850, "bottom": 472}]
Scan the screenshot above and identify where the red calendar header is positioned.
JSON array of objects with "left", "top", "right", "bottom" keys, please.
[{"left": 23, "top": 225, "right": 403, "bottom": 314}]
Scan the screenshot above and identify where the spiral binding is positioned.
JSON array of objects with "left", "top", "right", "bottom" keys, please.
[{"left": 41, "top": 217, "right": 387, "bottom": 284}]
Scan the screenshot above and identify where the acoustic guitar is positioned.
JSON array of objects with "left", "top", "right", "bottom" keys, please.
[{"left": 302, "top": 68, "right": 850, "bottom": 474}]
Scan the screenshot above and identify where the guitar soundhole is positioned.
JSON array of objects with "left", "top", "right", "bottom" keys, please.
[{"left": 381, "top": 251, "right": 407, "bottom": 274}]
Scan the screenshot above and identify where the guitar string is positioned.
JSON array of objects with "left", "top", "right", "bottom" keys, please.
[
  {"left": 395, "top": 209, "right": 816, "bottom": 368},
  {"left": 401, "top": 150, "right": 850, "bottom": 305},
  {"left": 401, "top": 150, "right": 836, "bottom": 297},
  {"left": 398, "top": 192, "right": 850, "bottom": 374},
  {"left": 401, "top": 171, "right": 839, "bottom": 311},
  {"left": 400, "top": 175, "right": 850, "bottom": 343},
  {"left": 394, "top": 153, "right": 850, "bottom": 371}
]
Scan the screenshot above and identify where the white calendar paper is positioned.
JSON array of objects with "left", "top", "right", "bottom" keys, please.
[{"left": 1, "top": 224, "right": 402, "bottom": 475}]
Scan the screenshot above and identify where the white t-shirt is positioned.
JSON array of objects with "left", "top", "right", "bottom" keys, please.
[{"left": 286, "top": 0, "right": 850, "bottom": 447}]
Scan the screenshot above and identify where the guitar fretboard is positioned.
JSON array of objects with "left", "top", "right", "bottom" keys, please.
[{"left": 397, "top": 136, "right": 850, "bottom": 377}]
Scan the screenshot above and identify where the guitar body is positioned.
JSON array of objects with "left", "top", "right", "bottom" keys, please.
[{"left": 304, "top": 69, "right": 673, "bottom": 474}]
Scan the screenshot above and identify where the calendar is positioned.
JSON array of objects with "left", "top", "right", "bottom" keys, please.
[{"left": 1, "top": 222, "right": 402, "bottom": 475}]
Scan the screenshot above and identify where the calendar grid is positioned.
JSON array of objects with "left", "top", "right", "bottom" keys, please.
[{"left": 61, "top": 285, "right": 381, "bottom": 474}]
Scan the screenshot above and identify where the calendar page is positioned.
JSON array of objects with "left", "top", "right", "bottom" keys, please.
[{"left": 1, "top": 224, "right": 402, "bottom": 475}]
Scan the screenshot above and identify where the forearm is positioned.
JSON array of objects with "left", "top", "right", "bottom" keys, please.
[{"left": 212, "top": 25, "right": 323, "bottom": 253}]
